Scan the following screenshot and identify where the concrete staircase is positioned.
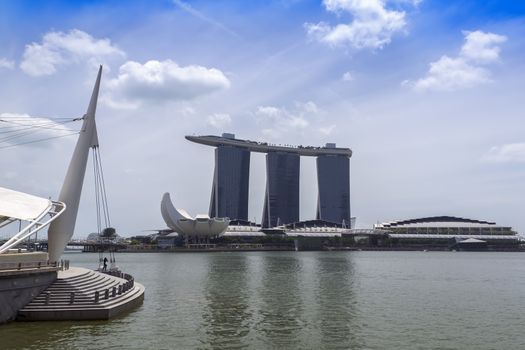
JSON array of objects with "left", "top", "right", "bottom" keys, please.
[{"left": 17, "top": 267, "right": 144, "bottom": 321}]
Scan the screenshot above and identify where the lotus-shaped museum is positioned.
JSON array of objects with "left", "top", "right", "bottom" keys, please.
[{"left": 161, "top": 192, "right": 229, "bottom": 238}]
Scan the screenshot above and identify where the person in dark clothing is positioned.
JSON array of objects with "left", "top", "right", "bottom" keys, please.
[{"left": 103, "top": 257, "right": 108, "bottom": 271}]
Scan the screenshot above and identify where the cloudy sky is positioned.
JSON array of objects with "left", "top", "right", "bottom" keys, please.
[{"left": 1, "top": 0, "right": 524, "bottom": 237}]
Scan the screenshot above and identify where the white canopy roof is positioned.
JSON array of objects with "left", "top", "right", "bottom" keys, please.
[{"left": 0, "top": 186, "right": 51, "bottom": 221}]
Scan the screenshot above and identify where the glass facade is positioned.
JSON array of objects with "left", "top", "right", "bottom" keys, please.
[
  {"left": 209, "top": 146, "right": 250, "bottom": 220},
  {"left": 316, "top": 155, "right": 350, "bottom": 225},
  {"left": 262, "top": 152, "right": 300, "bottom": 228}
]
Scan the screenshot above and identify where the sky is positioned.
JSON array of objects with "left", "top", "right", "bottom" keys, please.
[{"left": 0, "top": 0, "right": 524, "bottom": 238}]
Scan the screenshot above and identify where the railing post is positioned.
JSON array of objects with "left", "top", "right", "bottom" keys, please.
[
  {"left": 69, "top": 292, "right": 75, "bottom": 304},
  {"left": 94, "top": 291, "right": 100, "bottom": 303}
]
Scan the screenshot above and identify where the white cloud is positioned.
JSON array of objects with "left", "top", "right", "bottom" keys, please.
[
  {"left": 207, "top": 113, "right": 232, "bottom": 129},
  {"left": 412, "top": 30, "right": 507, "bottom": 91},
  {"left": 256, "top": 102, "right": 339, "bottom": 141},
  {"left": 319, "top": 124, "right": 336, "bottom": 135},
  {"left": 0, "top": 113, "right": 74, "bottom": 149},
  {"left": 342, "top": 71, "right": 354, "bottom": 81},
  {"left": 0, "top": 58, "right": 15, "bottom": 70},
  {"left": 460, "top": 30, "right": 507, "bottom": 64},
  {"left": 105, "top": 60, "right": 230, "bottom": 107},
  {"left": 256, "top": 105, "right": 308, "bottom": 137},
  {"left": 297, "top": 100, "right": 319, "bottom": 114},
  {"left": 20, "top": 29, "right": 125, "bottom": 76},
  {"left": 484, "top": 143, "right": 525, "bottom": 163},
  {"left": 305, "top": 0, "right": 411, "bottom": 49},
  {"left": 413, "top": 56, "right": 491, "bottom": 91},
  {"left": 254, "top": 101, "right": 329, "bottom": 138}
]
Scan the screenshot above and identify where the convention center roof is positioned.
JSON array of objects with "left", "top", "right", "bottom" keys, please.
[{"left": 375, "top": 216, "right": 502, "bottom": 229}]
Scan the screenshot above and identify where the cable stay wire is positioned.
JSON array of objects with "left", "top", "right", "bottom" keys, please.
[
  {"left": 95, "top": 147, "right": 111, "bottom": 228},
  {"left": 0, "top": 126, "right": 76, "bottom": 143},
  {"left": 0, "top": 116, "right": 83, "bottom": 149},
  {"left": 0, "top": 117, "right": 82, "bottom": 130},
  {"left": 0, "top": 132, "right": 80, "bottom": 150},
  {"left": 0, "top": 115, "right": 84, "bottom": 122},
  {"left": 92, "top": 145, "right": 115, "bottom": 269},
  {"left": 0, "top": 128, "right": 44, "bottom": 143}
]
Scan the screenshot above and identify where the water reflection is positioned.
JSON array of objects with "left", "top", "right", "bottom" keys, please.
[
  {"left": 0, "top": 320, "right": 109, "bottom": 350},
  {"left": 255, "top": 253, "right": 305, "bottom": 349},
  {"left": 315, "top": 253, "right": 363, "bottom": 349},
  {"left": 202, "top": 253, "right": 252, "bottom": 349}
]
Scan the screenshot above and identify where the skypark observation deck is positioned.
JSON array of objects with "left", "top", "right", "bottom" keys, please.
[
  {"left": 185, "top": 135, "right": 353, "bottom": 157},
  {"left": 186, "top": 133, "right": 352, "bottom": 228}
]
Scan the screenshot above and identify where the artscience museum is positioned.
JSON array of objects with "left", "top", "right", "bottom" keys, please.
[{"left": 160, "top": 192, "right": 229, "bottom": 240}]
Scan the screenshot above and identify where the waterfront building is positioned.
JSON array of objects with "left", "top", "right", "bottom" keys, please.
[
  {"left": 262, "top": 152, "right": 300, "bottom": 228},
  {"left": 209, "top": 135, "right": 250, "bottom": 220},
  {"left": 186, "top": 134, "right": 352, "bottom": 227},
  {"left": 221, "top": 220, "right": 265, "bottom": 239},
  {"left": 161, "top": 192, "right": 229, "bottom": 240},
  {"left": 374, "top": 216, "right": 520, "bottom": 249},
  {"left": 316, "top": 153, "right": 351, "bottom": 225}
]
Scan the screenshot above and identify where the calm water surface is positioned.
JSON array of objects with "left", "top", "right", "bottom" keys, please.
[{"left": 1, "top": 251, "right": 525, "bottom": 349}]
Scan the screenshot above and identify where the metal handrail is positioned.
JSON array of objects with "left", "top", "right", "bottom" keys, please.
[{"left": 0, "top": 259, "right": 69, "bottom": 271}]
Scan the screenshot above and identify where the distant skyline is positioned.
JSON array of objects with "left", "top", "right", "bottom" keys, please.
[{"left": 0, "top": 0, "right": 524, "bottom": 237}]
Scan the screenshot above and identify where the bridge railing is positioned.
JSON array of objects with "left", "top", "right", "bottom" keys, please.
[{"left": 0, "top": 259, "right": 70, "bottom": 271}]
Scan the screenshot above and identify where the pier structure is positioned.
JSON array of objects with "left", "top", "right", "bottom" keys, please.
[
  {"left": 0, "top": 66, "right": 144, "bottom": 323},
  {"left": 186, "top": 133, "right": 352, "bottom": 228}
]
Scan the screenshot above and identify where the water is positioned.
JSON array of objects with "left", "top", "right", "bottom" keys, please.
[{"left": 2, "top": 251, "right": 525, "bottom": 349}]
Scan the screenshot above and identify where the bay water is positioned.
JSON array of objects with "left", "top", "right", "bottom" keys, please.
[{"left": 1, "top": 251, "right": 524, "bottom": 349}]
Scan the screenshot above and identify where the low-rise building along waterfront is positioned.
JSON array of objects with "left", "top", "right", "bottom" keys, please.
[{"left": 374, "top": 216, "right": 520, "bottom": 250}]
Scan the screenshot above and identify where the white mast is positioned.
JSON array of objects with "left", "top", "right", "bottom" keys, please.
[{"left": 48, "top": 66, "right": 102, "bottom": 262}]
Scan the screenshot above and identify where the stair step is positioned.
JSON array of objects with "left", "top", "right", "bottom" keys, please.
[
  {"left": 21, "top": 286, "right": 142, "bottom": 309},
  {"left": 17, "top": 267, "right": 144, "bottom": 321}
]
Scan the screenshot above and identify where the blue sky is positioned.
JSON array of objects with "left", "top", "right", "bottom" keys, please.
[{"left": 0, "top": 0, "right": 524, "bottom": 237}]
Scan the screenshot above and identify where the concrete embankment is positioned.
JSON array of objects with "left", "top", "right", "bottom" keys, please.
[{"left": 0, "top": 252, "right": 59, "bottom": 323}]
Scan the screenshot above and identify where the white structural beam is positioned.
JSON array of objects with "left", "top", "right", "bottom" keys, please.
[
  {"left": 0, "top": 186, "right": 52, "bottom": 221},
  {"left": 47, "top": 66, "right": 102, "bottom": 263},
  {"left": 0, "top": 186, "right": 66, "bottom": 254}
]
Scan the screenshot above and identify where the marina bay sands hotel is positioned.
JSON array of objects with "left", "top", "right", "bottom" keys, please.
[{"left": 186, "top": 133, "right": 352, "bottom": 228}]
